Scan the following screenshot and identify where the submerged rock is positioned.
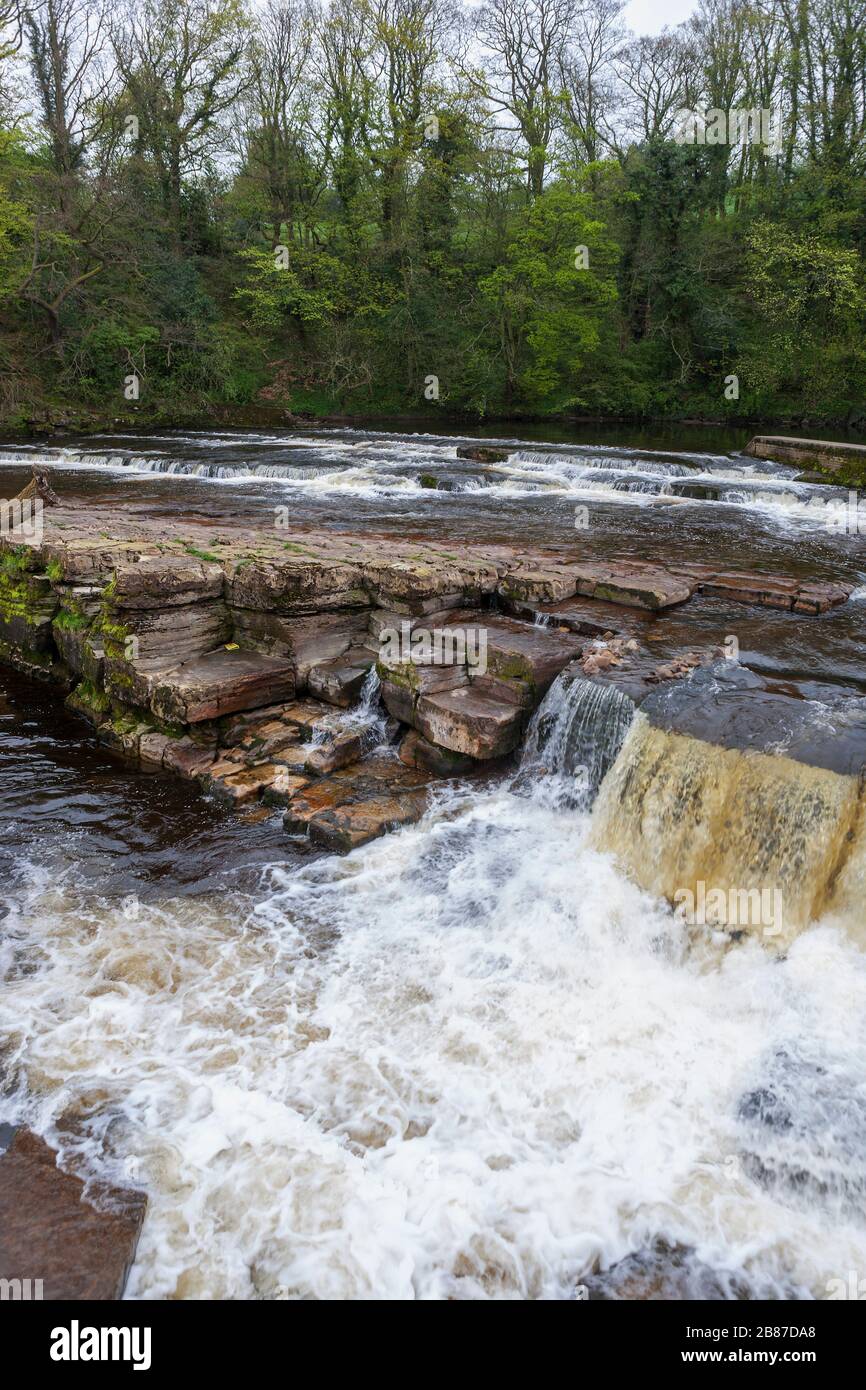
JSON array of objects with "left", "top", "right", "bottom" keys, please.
[
  {"left": 738, "top": 1048, "right": 866, "bottom": 1211},
  {"left": 455, "top": 445, "right": 510, "bottom": 462},
  {"left": 584, "top": 1241, "right": 754, "bottom": 1300}
]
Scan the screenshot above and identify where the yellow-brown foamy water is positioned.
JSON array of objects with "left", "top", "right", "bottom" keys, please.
[
  {"left": 591, "top": 714, "right": 866, "bottom": 948},
  {"left": 4, "top": 770, "right": 866, "bottom": 1300}
]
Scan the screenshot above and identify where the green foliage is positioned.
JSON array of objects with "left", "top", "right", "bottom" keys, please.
[{"left": 1, "top": 1, "right": 865, "bottom": 428}]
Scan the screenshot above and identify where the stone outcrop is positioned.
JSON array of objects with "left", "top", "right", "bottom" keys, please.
[
  {"left": 0, "top": 505, "right": 854, "bottom": 852},
  {"left": 283, "top": 751, "right": 433, "bottom": 851},
  {"left": 0, "top": 1128, "right": 146, "bottom": 1300}
]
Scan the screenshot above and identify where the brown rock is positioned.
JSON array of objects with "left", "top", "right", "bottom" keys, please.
[
  {"left": 0, "top": 1128, "right": 146, "bottom": 1300},
  {"left": 571, "top": 562, "right": 694, "bottom": 610},
  {"left": 416, "top": 687, "right": 524, "bottom": 759},
  {"left": 112, "top": 555, "right": 225, "bottom": 609},
  {"left": 399, "top": 729, "right": 476, "bottom": 776},
  {"left": 150, "top": 648, "right": 296, "bottom": 724},
  {"left": 455, "top": 445, "right": 510, "bottom": 462},
  {"left": 283, "top": 751, "right": 432, "bottom": 850},
  {"left": 307, "top": 645, "right": 376, "bottom": 707}
]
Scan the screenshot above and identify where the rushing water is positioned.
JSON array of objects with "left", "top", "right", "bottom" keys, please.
[{"left": 1, "top": 423, "right": 866, "bottom": 1300}]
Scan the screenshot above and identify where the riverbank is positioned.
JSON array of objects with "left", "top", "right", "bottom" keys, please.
[{"left": 8, "top": 398, "right": 866, "bottom": 444}]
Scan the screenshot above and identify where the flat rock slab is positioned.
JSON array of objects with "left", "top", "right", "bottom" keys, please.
[
  {"left": 0, "top": 1128, "right": 146, "bottom": 1301},
  {"left": 150, "top": 648, "right": 296, "bottom": 724},
  {"left": 463, "top": 614, "right": 584, "bottom": 694},
  {"left": 502, "top": 593, "right": 643, "bottom": 638},
  {"left": 416, "top": 686, "right": 525, "bottom": 759},
  {"left": 672, "top": 563, "right": 850, "bottom": 614},
  {"left": 642, "top": 662, "right": 866, "bottom": 776},
  {"left": 745, "top": 435, "right": 866, "bottom": 472},
  {"left": 568, "top": 561, "right": 694, "bottom": 610}
]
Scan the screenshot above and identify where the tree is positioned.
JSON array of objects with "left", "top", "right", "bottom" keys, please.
[{"left": 112, "top": 0, "right": 251, "bottom": 238}]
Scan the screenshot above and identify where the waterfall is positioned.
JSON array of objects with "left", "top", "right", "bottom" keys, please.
[
  {"left": 590, "top": 713, "right": 866, "bottom": 948},
  {"left": 316, "top": 667, "right": 389, "bottom": 750},
  {"left": 519, "top": 668, "right": 635, "bottom": 806}
]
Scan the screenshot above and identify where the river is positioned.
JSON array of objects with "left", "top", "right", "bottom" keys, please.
[{"left": 1, "top": 423, "right": 865, "bottom": 1299}]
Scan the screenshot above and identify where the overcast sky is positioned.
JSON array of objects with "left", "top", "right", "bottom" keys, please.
[{"left": 624, "top": 0, "right": 697, "bottom": 34}]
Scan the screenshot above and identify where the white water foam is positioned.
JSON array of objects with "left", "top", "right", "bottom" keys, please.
[
  {"left": 3, "top": 763, "right": 866, "bottom": 1300},
  {"left": 0, "top": 436, "right": 850, "bottom": 526}
]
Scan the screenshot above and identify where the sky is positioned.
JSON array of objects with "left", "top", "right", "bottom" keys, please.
[{"left": 624, "top": 0, "right": 697, "bottom": 35}]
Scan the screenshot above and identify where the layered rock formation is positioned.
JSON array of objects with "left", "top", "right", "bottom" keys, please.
[{"left": 0, "top": 506, "right": 853, "bottom": 854}]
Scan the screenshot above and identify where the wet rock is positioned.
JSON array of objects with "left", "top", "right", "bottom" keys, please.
[
  {"left": 501, "top": 592, "right": 640, "bottom": 639},
  {"left": 283, "top": 751, "right": 432, "bottom": 850},
  {"left": 673, "top": 563, "right": 850, "bottom": 613},
  {"left": 220, "top": 698, "right": 369, "bottom": 778},
  {"left": 641, "top": 661, "right": 866, "bottom": 776},
  {"left": 498, "top": 566, "right": 581, "bottom": 604},
  {"left": 478, "top": 615, "right": 585, "bottom": 696},
  {"left": 646, "top": 651, "right": 706, "bottom": 682},
  {"left": 455, "top": 445, "right": 510, "bottom": 462},
  {"left": 399, "top": 729, "right": 476, "bottom": 776},
  {"left": 233, "top": 718, "right": 301, "bottom": 764},
  {"left": 0, "top": 1128, "right": 146, "bottom": 1300},
  {"left": 584, "top": 1241, "right": 752, "bottom": 1300},
  {"left": 738, "top": 1048, "right": 866, "bottom": 1208},
  {"left": 161, "top": 736, "right": 219, "bottom": 778},
  {"left": 416, "top": 686, "right": 524, "bottom": 759},
  {"left": 307, "top": 645, "right": 376, "bottom": 707},
  {"left": 379, "top": 674, "right": 416, "bottom": 725},
  {"left": 220, "top": 702, "right": 301, "bottom": 747},
  {"left": 569, "top": 561, "right": 694, "bottom": 611},
  {"left": 150, "top": 648, "right": 296, "bottom": 724},
  {"left": 213, "top": 763, "right": 310, "bottom": 806},
  {"left": 138, "top": 731, "right": 172, "bottom": 766}
]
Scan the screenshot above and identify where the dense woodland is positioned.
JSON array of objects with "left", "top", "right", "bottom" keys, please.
[{"left": 0, "top": 0, "right": 865, "bottom": 429}]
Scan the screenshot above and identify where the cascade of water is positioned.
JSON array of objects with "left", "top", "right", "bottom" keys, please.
[
  {"left": 519, "top": 668, "right": 635, "bottom": 805},
  {"left": 316, "top": 667, "right": 389, "bottom": 750},
  {"left": 590, "top": 713, "right": 866, "bottom": 947}
]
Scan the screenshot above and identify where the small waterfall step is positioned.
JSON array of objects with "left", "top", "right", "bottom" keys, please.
[
  {"left": 307, "top": 643, "right": 379, "bottom": 708},
  {"left": 521, "top": 666, "right": 636, "bottom": 798}
]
